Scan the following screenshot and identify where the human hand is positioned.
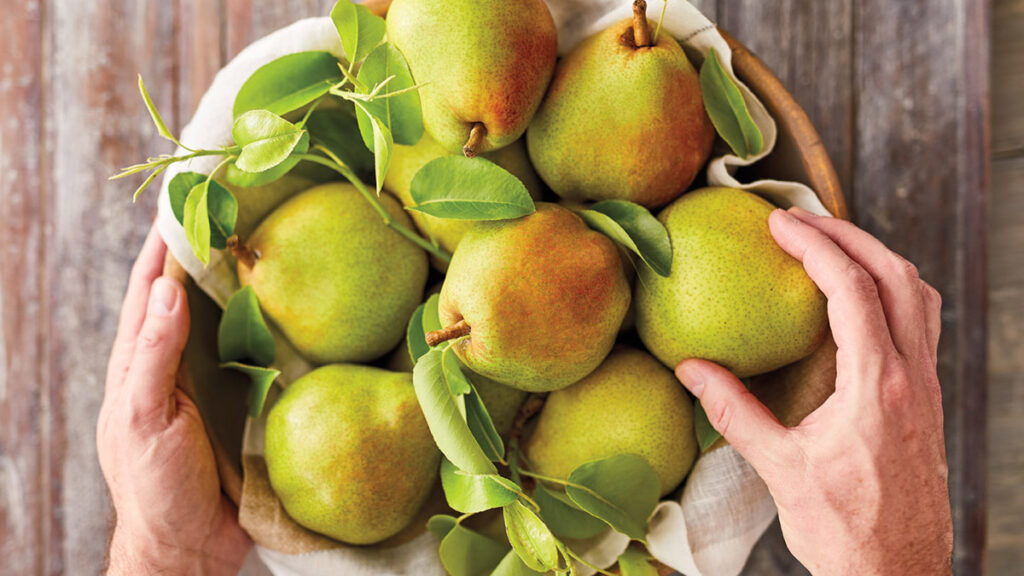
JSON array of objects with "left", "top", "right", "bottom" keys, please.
[
  {"left": 675, "top": 207, "right": 952, "bottom": 575},
  {"left": 98, "top": 225, "right": 251, "bottom": 575}
]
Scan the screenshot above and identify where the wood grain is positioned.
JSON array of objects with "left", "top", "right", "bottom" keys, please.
[{"left": 993, "top": 0, "right": 1024, "bottom": 158}]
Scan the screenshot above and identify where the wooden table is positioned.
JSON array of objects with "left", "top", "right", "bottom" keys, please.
[{"left": 0, "top": 1, "right": 992, "bottom": 574}]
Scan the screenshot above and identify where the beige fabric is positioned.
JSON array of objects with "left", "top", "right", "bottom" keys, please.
[{"left": 155, "top": 3, "right": 837, "bottom": 575}]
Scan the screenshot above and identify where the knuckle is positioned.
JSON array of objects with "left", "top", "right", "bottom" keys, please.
[
  {"left": 890, "top": 255, "right": 920, "bottom": 281},
  {"left": 708, "top": 399, "right": 735, "bottom": 439},
  {"left": 923, "top": 282, "right": 943, "bottom": 308},
  {"left": 843, "top": 263, "right": 878, "bottom": 299},
  {"left": 136, "top": 323, "right": 170, "bottom": 352}
]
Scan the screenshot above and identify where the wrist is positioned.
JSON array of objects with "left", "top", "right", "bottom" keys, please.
[{"left": 107, "top": 527, "right": 203, "bottom": 575}]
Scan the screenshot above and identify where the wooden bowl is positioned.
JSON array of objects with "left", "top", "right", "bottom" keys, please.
[{"left": 162, "top": 4, "right": 845, "bottom": 572}]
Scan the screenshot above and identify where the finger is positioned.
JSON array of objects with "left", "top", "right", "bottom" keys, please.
[
  {"left": 920, "top": 281, "right": 942, "bottom": 366},
  {"left": 788, "top": 207, "right": 929, "bottom": 360},
  {"left": 106, "top": 225, "right": 167, "bottom": 397},
  {"left": 677, "top": 359, "right": 793, "bottom": 477},
  {"left": 124, "top": 276, "right": 190, "bottom": 424},
  {"left": 769, "top": 210, "right": 896, "bottom": 365}
]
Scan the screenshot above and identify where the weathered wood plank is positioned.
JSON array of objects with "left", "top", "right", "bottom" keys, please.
[
  {"left": 224, "top": 0, "right": 335, "bottom": 59},
  {"left": 0, "top": 1, "right": 51, "bottom": 574},
  {"left": 43, "top": 0, "right": 179, "bottom": 572},
  {"left": 992, "top": 0, "right": 1024, "bottom": 157},
  {"left": 714, "top": 2, "right": 852, "bottom": 572},
  {"left": 853, "top": 0, "right": 989, "bottom": 574},
  {"left": 178, "top": 0, "right": 227, "bottom": 123}
]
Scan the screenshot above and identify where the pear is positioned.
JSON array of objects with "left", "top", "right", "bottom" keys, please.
[
  {"left": 265, "top": 365, "right": 440, "bottom": 545},
  {"left": 524, "top": 347, "right": 697, "bottom": 496},
  {"left": 526, "top": 1, "right": 714, "bottom": 208},
  {"left": 636, "top": 187, "right": 828, "bottom": 377},
  {"left": 386, "top": 134, "right": 545, "bottom": 262},
  {"left": 386, "top": 0, "right": 558, "bottom": 156},
  {"left": 237, "top": 183, "right": 428, "bottom": 364},
  {"left": 427, "top": 203, "right": 631, "bottom": 392}
]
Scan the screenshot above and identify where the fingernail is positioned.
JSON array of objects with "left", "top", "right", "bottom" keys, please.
[
  {"left": 676, "top": 362, "right": 705, "bottom": 397},
  {"left": 788, "top": 206, "right": 814, "bottom": 218},
  {"left": 773, "top": 208, "right": 798, "bottom": 224},
  {"left": 149, "top": 277, "right": 179, "bottom": 316}
]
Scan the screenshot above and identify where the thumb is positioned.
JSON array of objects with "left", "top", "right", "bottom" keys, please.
[
  {"left": 676, "top": 359, "right": 792, "bottom": 476},
  {"left": 124, "top": 276, "right": 191, "bottom": 423}
]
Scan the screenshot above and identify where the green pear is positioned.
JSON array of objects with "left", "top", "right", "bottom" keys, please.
[
  {"left": 526, "top": 2, "right": 714, "bottom": 208},
  {"left": 429, "top": 203, "right": 631, "bottom": 392},
  {"left": 636, "top": 187, "right": 828, "bottom": 377},
  {"left": 524, "top": 347, "right": 697, "bottom": 496},
  {"left": 265, "top": 365, "right": 440, "bottom": 545},
  {"left": 237, "top": 183, "right": 428, "bottom": 364},
  {"left": 386, "top": 0, "right": 558, "bottom": 156},
  {"left": 385, "top": 134, "right": 545, "bottom": 263}
]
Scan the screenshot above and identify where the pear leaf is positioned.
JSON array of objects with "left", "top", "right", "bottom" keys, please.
[
  {"left": 306, "top": 106, "right": 375, "bottom": 184},
  {"left": 503, "top": 500, "right": 560, "bottom": 572},
  {"left": 171, "top": 172, "right": 237, "bottom": 250},
  {"left": 438, "top": 524, "right": 509, "bottom": 576},
  {"left": 700, "top": 47, "right": 764, "bottom": 158},
  {"left": 232, "top": 51, "right": 342, "bottom": 118},
  {"left": 579, "top": 200, "right": 672, "bottom": 276},
  {"left": 183, "top": 180, "right": 212, "bottom": 265},
  {"left": 410, "top": 156, "right": 535, "bottom": 221},
  {"left": 534, "top": 483, "right": 608, "bottom": 540},
  {"left": 440, "top": 459, "right": 519, "bottom": 514},
  {"left": 427, "top": 514, "right": 458, "bottom": 539},
  {"left": 694, "top": 400, "right": 722, "bottom": 452},
  {"left": 492, "top": 550, "right": 546, "bottom": 576},
  {"left": 218, "top": 285, "right": 275, "bottom": 367},
  {"left": 330, "top": 1, "right": 385, "bottom": 66},
  {"left": 465, "top": 383, "right": 505, "bottom": 462},
  {"left": 232, "top": 110, "right": 306, "bottom": 173},
  {"left": 225, "top": 131, "right": 309, "bottom": 188},
  {"left": 565, "top": 454, "right": 660, "bottom": 541},
  {"left": 422, "top": 293, "right": 443, "bottom": 334},
  {"left": 618, "top": 547, "right": 658, "bottom": 576},
  {"left": 220, "top": 362, "right": 279, "bottom": 419},
  {"left": 441, "top": 347, "right": 472, "bottom": 396},
  {"left": 406, "top": 304, "right": 429, "bottom": 364},
  {"left": 356, "top": 43, "right": 423, "bottom": 147},
  {"left": 353, "top": 100, "right": 393, "bottom": 193},
  {"left": 137, "top": 75, "right": 182, "bottom": 148},
  {"left": 413, "top": 349, "right": 497, "bottom": 475}
]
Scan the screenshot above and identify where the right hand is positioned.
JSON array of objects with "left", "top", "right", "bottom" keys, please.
[{"left": 675, "top": 207, "right": 952, "bottom": 575}]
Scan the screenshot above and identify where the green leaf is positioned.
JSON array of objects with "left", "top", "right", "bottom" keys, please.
[
  {"left": 232, "top": 51, "right": 343, "bottom": 118},
  {"left": 565, "top": 454, "right": 660, "bottom": 541},
  {"left": 183, "top": 180, "right": 212, "bottom": 265},
  {"left": 356, "top": 43, "right": 423, "bottom": 147},
  {"left": 232, "top": 110, "right": 306, "bottom": 173},
  {"left": 694, "top": 400, "right": 722, "bottom": 452},
  {"left": 409, "top": 156, "right": 536, "bottom": 220},
  {"left": 406, "top": 304, "right": 429, "bottom": 365},
  {"left": 534, "top": 483, "right": 608, "bottom": 540},
  {"left": 492, "top": 550, "right": 546, "bottom": 576},
  {"left": 438, "top": 524, "right": 509, "bottom": 576},
  {"left": 427, "top": 514, "right": 458, "bottom": 539},
  {"left": 422, "top": 293, "right": 443, "bottom": 334},
  {"left": 503, "top": 500, "right": 560, "bottom": 572},
  {"left": 441, "top": 347, "right": 472, "bottom": 396},
  {"left": 700, "top": 47, "right": 764, "bottom": 158},
  {"left": 225, "top": 131, "right": 309, "bottom": 188},
  {"left": 353, "top": 101, "right": 393, "bottom": 192},
  {"left": 440, "top": 459, "right": 519, "bottom": 514},
  {"left": 579, "top": 200, "right": 672, "bottom": 277},
  {"left": 138, "top": 75, "right": 182, "bottom": 148},
  {"left": 306, "top": 106, "right": 375, "bottom": 183},
  {"left": 217, "top": 285, "right": 275, "bottom": 366},
  {"left": 170, "top": 172, "right": 238, "bottom": 249},
  {"left": 618, "top": 547, "right": 658, "bottom": 576},
  {"left": 465, "top": 384, "right": 505, "bottom": 462},
  {"left": 413, "top": 349, "right": 497, "bottom": 475},
  {"left": 220, "top": 362, "right": 279, "bottom": 418},
  {"left": 330, "top": 1, "right": 386, "bottom": 66},
  {"left": 169, "top": 172, "right": 206, "bottom": 224}
]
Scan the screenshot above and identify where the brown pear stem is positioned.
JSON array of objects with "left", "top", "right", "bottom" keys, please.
[
  {"left": 425, "top": 320, "right": 472, "bottom": 347},
  {"left": 507, "top": 393, "right": 547, "bottom": 445},
  {"left": 463, "top": 123, "right": 486, "bottom": 158},
  {"left": 227, "top": 235, "right": 257, "bottom": 270},
  {"left": 632, "top": 0, "right": 652, "bottom": 48}
]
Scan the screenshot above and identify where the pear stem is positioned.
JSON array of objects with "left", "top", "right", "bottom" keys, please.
[
  {"left": 632, "top": 0, "right": 652, "bottom": 48},
  {"left": 425, "top": 320, "right": 472, "bottom": 347},
  {"left": 463, "top": 123, "right": 486, "bottom": 158},
  {"left": 507, "top": 393, "right": 547, "bottom": 445},
  {"left": 228, "top": 235, "right": 257, "bottom": 270}
]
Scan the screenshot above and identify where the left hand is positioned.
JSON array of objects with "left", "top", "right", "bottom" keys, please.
[{"left": 98, "top": 225, "right": 251, "bottom": 575}]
